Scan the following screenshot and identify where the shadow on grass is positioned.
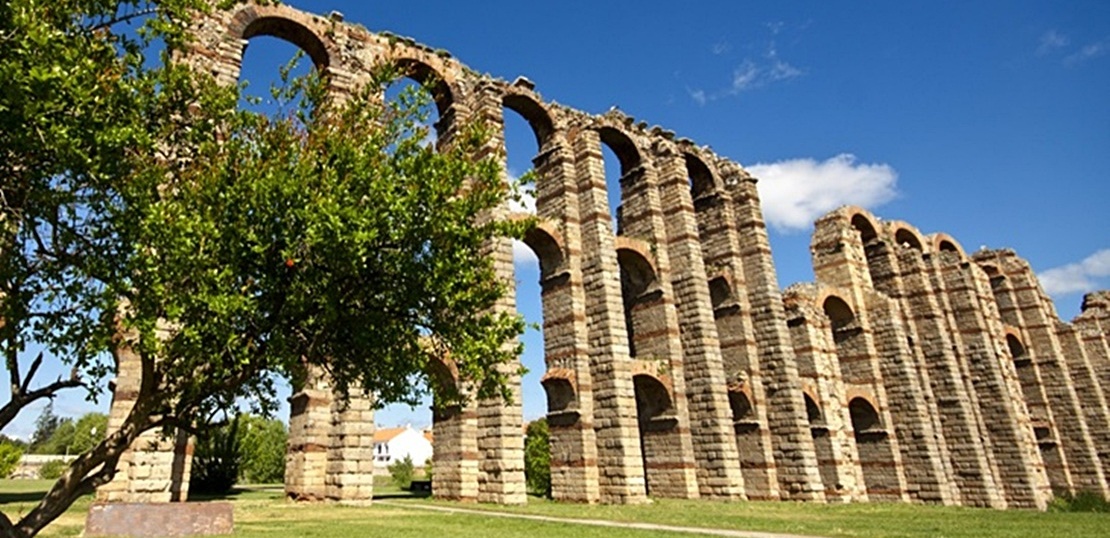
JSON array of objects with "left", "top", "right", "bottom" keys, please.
[
  {"left": 188, "top": 484, "right": 285, "bottom": 502},
  {"left": 0, "top": 491, "right": 49, "bottom": 504}
]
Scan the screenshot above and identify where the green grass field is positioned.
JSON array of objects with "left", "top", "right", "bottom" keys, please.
[{"left": 2, "top": 480, "right": 1107, "bottom": 538}]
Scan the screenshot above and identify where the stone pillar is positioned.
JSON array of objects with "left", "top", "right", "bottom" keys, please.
[
  {"left": 935, "top": 253, "right": 1049, "bottom": 509},
  {"left": 532, "top": 137, "right": 602, "bottom": 503},
  {"left": 884, "top": 245, "right": 999, "bottom": 507},
  {"left": 976, "top": 250, "right": 1108, "bottom": 498},
  {"left": 432, "top": 398, "right": 480, "bottom": 502},
  {"left": 97, "top": 343, "right": 193, "bottom": 503},
  {"left": 782, "top": 287, "right": 867, "bottom": 503},
  {"left": 1056, "top": 324, "right": 1110, "bottom": 484},
  {"left": 285, "top": 365, "right": 332, "bottom": 501},
  {"left": 691, "top": 171, "right": 779, "bottom": 501},
  {"left": 326, "top": 393, "right": 376, "bottom": 502},
  {"left": 472, "top": 85, "right": 527, "bottom": 505},
  {"left": 724, "top": 166, "right": 825, "bottom": 501},
  {"left": 653, "top": 146, "right": 745, "bottom": 500},
  {"left": 570, "top": 127, "right": 646, "bottom": 503}
]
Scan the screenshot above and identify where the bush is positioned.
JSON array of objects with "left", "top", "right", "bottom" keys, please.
[
  {"left": 0, "top": 443, "right": 23, "bottom": 478},
  {"left": 1048, "top": 491, "right": 1110, "bottom": 513},
  {"left": 190, "top": 418, "right": 241, "bottom": 495},
  {"left": 389, "top": 455, "right": 415, "bottom": 490},
  {"left": 237, "top": 415, "right": 286, "bottom": 484},
  {"left": 39, "top": 460, "right": 68, "bottom": 480},
  {"left": 524, "top": 418, "right": 551, "bottom": 498}
]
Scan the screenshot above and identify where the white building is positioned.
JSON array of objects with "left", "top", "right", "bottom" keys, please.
[{"left": 372, "top": 425, "right": 433, "bottom": 471}]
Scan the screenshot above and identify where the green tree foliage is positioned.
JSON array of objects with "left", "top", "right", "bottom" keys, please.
[
  {"left": 1, "top": 1, "right": 526, "bottom": 534},
  {"left": 28, "top": 404, "right": 63, "bottom": 452},
  {"left": 31, "top": 413, "right": 106, "bottom": 456},
  {"left": 237, "top": 415, "right": 286, "bottom": 484},
  {"left": 33, "top": 420, "right": 74, "bottom": 455},
  {"left": 189, "top": 417, "right": 241, "bottom": 495},
  {"left": 37, "top": 460, "right": 67, "bottom": 481},
  {"left": 524, "top": 418, "right": 551, "bottom": 498},
  {"left": 0, "top": 442, "right": 22, "bottom": 478},
  {"left": 389, "top": 455, "right": 415, "bottom": 490}
]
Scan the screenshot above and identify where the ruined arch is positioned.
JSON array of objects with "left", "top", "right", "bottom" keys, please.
[
  {"left": 503, "top": 91, "right": 556, "bottom": 150},
  {"left": 892, "top": 226, "right": 925, "bottom": 252},
  {"left": 521, "top": 222, "right": 566, "bottom": 280},
  {"left": 225, "top": 6, "right": 335, "bottom": 72},
  {"left": 932, "top": 233, "right": 966, "bottom": 257},
  {"left": 846, "top": 208, "right": 880, "bottom": 244},
  {"left": 728, "top": 385, "right": 755, "bottom": 422},
  {"left": 684, "top": 151, "right": 720, "bottom": 200},
  {"left": 1006, "top": 332, "right": 1028, "bottom": 361},
  {"left": 803, "top": 391, "right": 824, "bottom": 424},
  {"left": 597, "top": 125, "right": 644, "bottom": 177},
  {"left": 388, "top": 57, "right": 456, "bottom": 118},
  {"left": 848, "top": 397, "right": 882, "bottom": 434}
]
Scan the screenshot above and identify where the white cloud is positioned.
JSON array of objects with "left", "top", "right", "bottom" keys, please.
[
  {"left": 712, "top": 40, "right": 731, "bottom": 55},
  {"left": 1037, "top": 30, "right": 1069, "bottom": 56},
  {"left": 513, "top": 239, "right": 538, "bottom": 267},
  {"left": 749, "top": 154, "right": 898, "bottom": 232},
  {"left": 1065, "top": 39, "right": 1108, "bottom": 65},
  {"left": 1038, "top": 249, "right": 1110, "bottom": 296},
  {"left": 688, "top": 24, "right": 805, "bottom": 105}
]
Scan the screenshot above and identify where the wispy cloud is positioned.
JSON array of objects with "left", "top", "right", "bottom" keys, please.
[
  {"left": 1065, "top": 39, "right": 1108, "bottom": 65},
  {"left": 689, "top": 22, "right": 805, "bottom": 104},
  {"left": 1036, "top": 29, "right": 1107, "bottom": 66},
  {"left": 749, "top": 154, "right": 898, "bottom": 232},
  {"left": 513, "top": 240, "right": 538, "bottom": 267},
  {"left": 1037, "top": 30, "right": 1069, "bottom": 56},
  {"left": 1038, "top": 249, "right": 1110, "bottom": 296}
]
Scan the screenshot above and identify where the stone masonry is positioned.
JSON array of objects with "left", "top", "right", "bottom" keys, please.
[{"left": 97, "top": 2, "right": 1110, "bottom": 508}]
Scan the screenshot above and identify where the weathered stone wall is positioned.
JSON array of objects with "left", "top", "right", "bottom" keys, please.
[{"left": 97, "top": 1, "right": 1109, "bottom": 509}]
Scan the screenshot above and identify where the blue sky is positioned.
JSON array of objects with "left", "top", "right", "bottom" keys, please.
[{"left": 4, "top": 1, "right": 1107, "bottom": 438}]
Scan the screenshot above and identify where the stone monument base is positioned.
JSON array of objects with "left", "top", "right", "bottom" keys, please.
[{"left": 85, "top": 502, "right": 233, "bottom": 537}]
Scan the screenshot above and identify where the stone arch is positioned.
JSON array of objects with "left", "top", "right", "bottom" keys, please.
[
  {"left": 541, "top": 368, "right": 578, "bottom": 419},
  {"left": 684, "top": 151, "right": 721, "bottom": 200},
  {"left": 932, "top": 233, "right": 966, "bottom": 257},
  {"left": 617, "top": 241, "right": 660, "bottom": 359},
  {"left": 844, "top": 207, "right": 881, "bottom": 244},
  {"left": 821, "top": 293, "right": 869, "bottom": 386},
  {"left": 521, "top": 221, "right": 566, "bottom": 280},
  {"left": 503, "top": 91, "right": 556, "bottom": 150},
  {"left": 1005, "top": 331, "right": 1028, "bottom": 361},
  {"left": 728, "top": 384, "right": 755, "bottom": 422},
  {"left": 388, "top": 57, "right": 456, "bottom": 118},
  {"left": 848, "top": 397, "right": 883, "bottom": 434},
  {"left": 597, "top": 125, "right": 644, "bottom": 177},
  {"left": 803, "top": 390, "right": 824, "bottom": 424},
  {"left": 227, "top": 7, "right": 335, "bottom": 71},
  {"left": 890, "top": 223, "right": 926, "bottom": 252}
]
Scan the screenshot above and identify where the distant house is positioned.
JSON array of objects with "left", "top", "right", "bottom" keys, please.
[{"left": 373, "top": 425, "right": 433, "bottom": 470}]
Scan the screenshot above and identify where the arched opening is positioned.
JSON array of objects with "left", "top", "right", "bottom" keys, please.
[
  {"left": 685, "top": 153, "right": 717, "bottom": 201},
  {"left": 851, "top": 214, "right": 879, "bottom": 244},
  {"left": 938, "top": 240, "right": 958, "bottom": 253},
  {"left": 894, "top": 228, "right": 924, "bottom": 251},
  {"left": 598, "top": 126, "right": 643, "bottom": 236},
  {"left": 729, "top": 389, "right": 754, "bottom": 423},
  {"left": 240, "top": 16, "right": 330, "bottom": 71},
  {"left": 804, "top": 393, "right": 824, "bottom": 425},
  {"left": 633, "top": 373, "right": 677, "bottom": 497},
  {"left": 618, "top": 246, "right": 659, "bottom": 360},
  {"left": 1006, "top": 334, "right": 1027, "bottom": 361},
  {"left": 849, "top": 397, "right": 882, "bottom": 434}
]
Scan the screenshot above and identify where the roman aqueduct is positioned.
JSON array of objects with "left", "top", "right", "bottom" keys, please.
[{"left": 98, "top": 2, "right": 1110, "bottom": 510}]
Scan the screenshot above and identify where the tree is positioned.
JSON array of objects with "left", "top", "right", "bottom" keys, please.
[
  {"left": 1, "top": 1, "right": 527, "bottom": 535},
  {"left": 388, "top": 455, "right": 415, "bottom": 490},
  {"left": 524, "top": 418, "right": 551, "bottom": 498},
  {"left": 28, "top": 404, "right": 63, "bottom": 453},
  {"left": 237, "top": 415, "right": 285, "bottom": 484},
  {"left": 0, "top": 442, "right": 22, "bottom": 479}
]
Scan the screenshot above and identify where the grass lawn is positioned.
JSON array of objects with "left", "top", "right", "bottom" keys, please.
[{"left": 2, "top": 479, "right": 1107, "bottom": 538}]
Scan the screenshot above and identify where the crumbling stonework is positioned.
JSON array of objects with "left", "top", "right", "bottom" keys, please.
[{"left": 98, "top": 2, "right": 1110, "bottom": 508}]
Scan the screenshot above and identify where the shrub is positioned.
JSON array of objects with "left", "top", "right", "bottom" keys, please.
[
  {"left": 0, "top": 443, "right": 23, "bottom": 478},
  {"left": 1048, "top": 491, "right": 1110, "bottom": 513},
  {"left": 524, "top": 418, "right": 551, "bottom": 498},
  {"left": 389, "top": 455, "right": 415, "bottom": 490},
  {"left": 237, "top": 415, "right": 287, "bottom": 484},
  {"left": 38, "top": 460, "right": 68, "bottom": 480},
  {"left": 190, "top": 418, "right": 241, "bottom": 495}
]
